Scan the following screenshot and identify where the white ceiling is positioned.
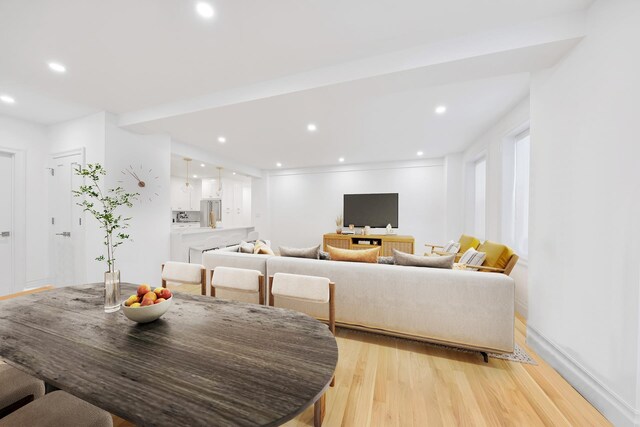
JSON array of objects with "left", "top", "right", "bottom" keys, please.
[
  {"left": 170, "top": 154, "right": 252, "bottom": 182},
  {"left": 0, "top": 0, "right": 592, "bottom": 166}
]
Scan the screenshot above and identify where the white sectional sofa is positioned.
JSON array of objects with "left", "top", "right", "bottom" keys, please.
[{"left": 202, "top": 250, "right": 515, "bottom": 354}]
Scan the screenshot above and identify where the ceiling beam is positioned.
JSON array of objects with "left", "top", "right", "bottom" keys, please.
[{"left": 118, "top": 11, "right": 585, "bottom": 128}]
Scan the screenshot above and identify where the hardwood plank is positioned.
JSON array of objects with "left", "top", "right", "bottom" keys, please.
[{"left": 112, "top": 283, "right": 611, "bottom": 427}]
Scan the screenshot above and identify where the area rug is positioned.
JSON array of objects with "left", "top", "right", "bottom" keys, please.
[{"left": 346, "top": 329, "right": 537, "bottom": 365}]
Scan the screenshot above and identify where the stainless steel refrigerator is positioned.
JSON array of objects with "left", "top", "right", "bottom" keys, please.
[{"left": 200, "top": 199, "right": 222, "bottom": 227}]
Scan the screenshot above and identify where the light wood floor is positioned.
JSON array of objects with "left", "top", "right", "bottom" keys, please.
[{"left": 114, "top": 284, "right": 610, "bottom": 427}]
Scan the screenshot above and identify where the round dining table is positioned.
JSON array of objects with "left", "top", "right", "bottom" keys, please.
[{"left": 0, "top": 283, "right": 338, "bottom": 426}]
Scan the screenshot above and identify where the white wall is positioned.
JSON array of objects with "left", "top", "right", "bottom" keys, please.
[
  {"left": 0, "top": 114, "right": 50, "bottom": 291},
  {"left": 461, "top": 97, "right": 530, "bottom": 317},
  {"left": 263, "top": 159, "right": 446, "bottom": 252},
  {"left": 528, "top": 1, "right": 640, "bottom": 425},
  {"left": 105, "top": 118, "right": 171, "bottom": 286}
]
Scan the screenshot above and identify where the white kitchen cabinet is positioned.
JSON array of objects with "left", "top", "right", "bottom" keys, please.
[{"left": 171, "top": 176, "right": 202, "bottom": 211}]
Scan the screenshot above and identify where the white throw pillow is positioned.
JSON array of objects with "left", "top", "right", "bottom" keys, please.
[
  {"left": 459, "top": 248, "right": 486, "bottom": 270},
  {"left": 442, "top": 240, "right": 461, "bottom": 254}
]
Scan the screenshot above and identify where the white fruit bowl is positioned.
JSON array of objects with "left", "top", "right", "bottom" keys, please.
[{"left": 122, "top": 297, "right": 173, "bottom": 323}]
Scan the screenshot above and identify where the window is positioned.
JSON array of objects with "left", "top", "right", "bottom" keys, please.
[
  {"left": 512, "top": 131, "right": 530, "bottom": 257},
  {"left": 473, "top": 157, "right": 486, "bottom": 239}
]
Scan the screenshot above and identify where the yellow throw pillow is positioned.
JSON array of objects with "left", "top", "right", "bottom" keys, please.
[
  {"left": 327, "top": 245, "right": 380, "bottom": 263},
  {"left": 476, "top": 241, "right": 514, "bottom": 270},
  {"left": 253, "top": 240, "right": 275, "bottom": 256},
  {"left": 458, "top": 234, "right": 481, "bottom": 253}
]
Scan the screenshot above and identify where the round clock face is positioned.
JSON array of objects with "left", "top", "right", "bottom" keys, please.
[{"left": 118, "top": 164, "right": 161, "bottom": 203}]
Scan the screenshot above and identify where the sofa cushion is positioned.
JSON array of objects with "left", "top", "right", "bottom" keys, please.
[
  {"left": 459, "top": 234, "right": 481, "bottom": 253},
  {"left": 476, "top": 241, "right": 514, "bottom": 270},
  {"left": 327, "top": 245, "right": 380, "bottom": 263},
  {"left": 279, "top": 245, "right": 320, "bottom": 259},
  {"left": 393, "top": 250, "right": 455, "bottom": 269}
]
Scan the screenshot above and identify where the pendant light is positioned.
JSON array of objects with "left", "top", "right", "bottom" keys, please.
[
  {"left": 215, "top": 167, "right": 223, "bottom": 198},
  {"left": 181, "top": 158, "right": 193, "bottom": 193}
]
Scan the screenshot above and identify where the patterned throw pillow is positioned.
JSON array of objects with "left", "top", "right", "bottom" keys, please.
[
  {"left": 253, "top": 240, "right": 275, "bottom": 255},
  {"left": 458, "top": 248, "right": 486, "bottom": 270},
  {"left": 442, "top": 240, "right": 461, "bottom": 254},
  {"left": 319, "top": 250, "right": 331, "bottom": 260},
  {"left": 377, "top": 256, "right": 395, "bottom": 265}
]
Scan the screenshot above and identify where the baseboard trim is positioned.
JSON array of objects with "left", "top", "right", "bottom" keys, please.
[
  {"left": 527, "top": 325, "right": 639, "bottom": 427},
  {"left": 24, "top": 279, "right": 51, "bottom": 290},
  {"left": 515, "top": 298, "right": 528, "bottom": 320}
]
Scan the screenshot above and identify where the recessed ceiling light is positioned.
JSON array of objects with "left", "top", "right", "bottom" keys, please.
[
  {"left": 193, "top": 174, "right": 198, "bottom": 178},
  {"left": 232, "top": 172, "right": 236, "bottom": 175},
  {"left": 0, "top": 95, "right": 15, "bottom": 104},
  {"left": 218, "top": 136, "right": 226, "bottom": 143},
  {"left": 307, "top": 123, "right": 317, "bottom": 132},
  {"left": 338, "top": 157, "right": 345, "bottom": 163},
  {"left": 417, "top": 151, "right": 424, "bottom": 156},
  {"left": 196, "top": 2, "right": 214, "bottom": 19},
  {"left": 200, "top": 163, "right": 205, "bottom": 167},
  {"left": 276, "top": 162, "right": 282, "bottom": 168},
  {"left": 48, "top": 62, "right": 66, "bottom": 73},
  {"left": 435, "top": 105, "right": 447, "bottom": 114}
]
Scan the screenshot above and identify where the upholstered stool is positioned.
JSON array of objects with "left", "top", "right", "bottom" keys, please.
[
  {"left": 0, "top": 364, "right": 45, "bottom": 418},
  {"left": 211, "top": 267, "right": 265, "bottom": 305},
  {"left": 0, "top": 390, "right": 112, "bottom": 427},
  {"left": 161, "top": 261, "right": 207, "bottom": 295},
  {"left": 269, "top": 272, "right": 336, "bottom": 427}
]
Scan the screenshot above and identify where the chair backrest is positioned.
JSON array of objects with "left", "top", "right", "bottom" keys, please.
[
  {"left": 271, "top": 273, "right": 330, "bottom": 303},
  {"left": 212, "top": 267, "right": 262, "bottom": 292},
  {"left": 162, "top": 262, "right": 204, "bottom": 284},
  {"left": 269, "top": 272, "right": 335, "bottom": 335}
]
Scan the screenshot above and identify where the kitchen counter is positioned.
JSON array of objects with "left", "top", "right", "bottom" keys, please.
[{"left": 170, "top": 225, "right": 255, "bottom": 263}]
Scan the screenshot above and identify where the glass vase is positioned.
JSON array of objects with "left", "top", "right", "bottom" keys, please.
[{"left": 104, "top": 270, "right": 121, "bottom": 313}]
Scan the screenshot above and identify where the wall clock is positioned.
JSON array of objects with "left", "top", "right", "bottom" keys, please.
[{"left": 118, "top": 164, "right": 161, "bottom": 203}]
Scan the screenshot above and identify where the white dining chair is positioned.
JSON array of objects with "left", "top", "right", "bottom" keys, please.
[
  {"left": 0, "top": 390, "right": 112, "bottom": 427},
  {"left": 0, "top": 364, "right": 45, "bottom": 418},
  {"left": 268, "top": 272, "right": 336, "bottom": 427},
  {"left": 161, "top": 261, "right": 207, "bottom": 295},
  {"left": 211, "top": 267, "right": 265, "bottom": 305}
]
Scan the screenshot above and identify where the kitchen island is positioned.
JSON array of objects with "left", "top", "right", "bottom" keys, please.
[{"left": 170, "top": 225, "right": 255, "bottom": 263}]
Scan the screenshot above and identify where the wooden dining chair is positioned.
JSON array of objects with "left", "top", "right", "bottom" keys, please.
[
  {"left": 269, "top": 272, "right": 336, "bottom": 427},
  {"left": 210, "top": 267, "right": 265, "bottom": 305},
  {"left": 161, "top": 262, "right": 207, "bottom": 295},
  {"left": 0, "top": 390, "right": 112, "bottom": 427}
]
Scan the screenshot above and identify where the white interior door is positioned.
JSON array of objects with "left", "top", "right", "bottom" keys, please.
[
  {"left": 50, "top": 153, "right": 84, "bottom": 287},
  {"left": 0, "top": 152, "right": 14, "bottom": 296}
]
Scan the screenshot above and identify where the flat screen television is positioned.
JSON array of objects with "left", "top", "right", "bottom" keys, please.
[{"left": 343, "top": 193, "right": 398, "bottom": 228}]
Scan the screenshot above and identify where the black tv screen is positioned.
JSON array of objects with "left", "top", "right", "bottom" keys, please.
[{"left": 343, "top": 193, "right": 398, "bottom": 228}]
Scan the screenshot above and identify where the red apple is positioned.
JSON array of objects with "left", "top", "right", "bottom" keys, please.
[
  {"left": 160, "top": 288, "right": 172, "bottom": 300},
  {"left": 154, "top": 298, "right": 166, "bottom": 304},
  {"left": 137, "top": 284, "right": 151, "bottom": 297},
  {"left": 153, "top": 287, "right": 164, "bottom": 297},
  {"left": 141, "top": 298, "right": 154, "bottom": 307}
]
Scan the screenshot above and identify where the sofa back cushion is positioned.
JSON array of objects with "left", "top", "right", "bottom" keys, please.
[
  {"left": 458, "top": 234, "right": 481, "bottom": 253},
  {"left": 393, "top": 250, "right": 454, "bottom": 269},
  {"left": 476, "top": 241, "right": 515, "bottom": 270},
  {"left": 327, "top": 245, "right": 380, "bottom": 263},
  {"left": 279, "top": 245, "right": 320, "bottom": 259}
]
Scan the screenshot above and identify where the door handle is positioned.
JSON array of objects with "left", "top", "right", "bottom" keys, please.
[
  {"left": 56, "top": 232, "right": 71, "bottom": 237},
  {"left": 0, "top": 231, "right": 9, "bottom": 237}
]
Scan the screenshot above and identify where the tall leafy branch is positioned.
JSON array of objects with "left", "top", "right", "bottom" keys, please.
[{"left": 72, "top": 164, "right": 138, "bottom": 273}]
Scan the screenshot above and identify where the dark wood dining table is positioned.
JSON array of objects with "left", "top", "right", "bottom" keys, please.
[{"left": 0, "top": 284, "right": 338, "bottom": 426}]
